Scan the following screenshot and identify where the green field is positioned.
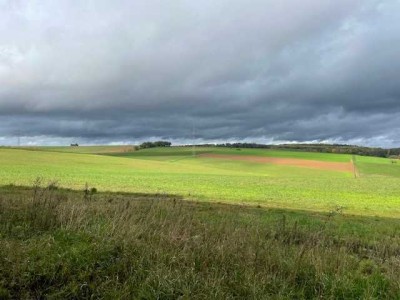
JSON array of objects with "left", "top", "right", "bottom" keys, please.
[
  {"left": 1, "top": 146, "right": 400, "bottom": 217},
  {"left": 12, "top": 145, "right": 136, "bottom": 154},
  {"left": 110, "top": 146, "right": 352, "bottom": 162},
  {"left": 2, "top": 146, "right": 400, "bottom": 298}
]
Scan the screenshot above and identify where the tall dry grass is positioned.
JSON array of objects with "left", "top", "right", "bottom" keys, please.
[{"left": 0, "top": 182, "right": 400, "bottom": 299}]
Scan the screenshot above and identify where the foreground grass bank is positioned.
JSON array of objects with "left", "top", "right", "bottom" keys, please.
[{"left": 1, "top": 184, "right": 400, "bottom": 299}]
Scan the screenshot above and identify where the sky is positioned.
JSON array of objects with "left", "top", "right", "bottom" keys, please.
[{"left": 1, "top": 0, "right": 400, "bottom": 147}]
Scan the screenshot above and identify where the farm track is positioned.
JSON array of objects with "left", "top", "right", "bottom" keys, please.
[{"left": 200, "top": 153, "right": 354, "bottom": 172}]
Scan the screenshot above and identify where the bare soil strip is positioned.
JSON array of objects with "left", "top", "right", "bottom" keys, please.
[{"left": 200, "top": 154, "right": 353, "bottom": 172}]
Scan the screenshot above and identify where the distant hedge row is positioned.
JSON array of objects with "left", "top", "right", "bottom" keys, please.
[
  {"left": 214, "top": 143, "right": 400, "bottom": 158},
  {"left": 137, "top": 141, "right": 399, "bottom": 158},
  {"left": 180, "top": 143, "right": 399, "bottom": 158}
]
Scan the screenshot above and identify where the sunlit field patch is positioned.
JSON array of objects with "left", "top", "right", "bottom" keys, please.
[{"left": 1, "top": 147, "right": 400, "bottom": 217}]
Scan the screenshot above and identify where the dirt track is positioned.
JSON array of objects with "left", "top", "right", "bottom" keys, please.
[{"left": 200, "top": 154, "right": 353, "bottom": 172}]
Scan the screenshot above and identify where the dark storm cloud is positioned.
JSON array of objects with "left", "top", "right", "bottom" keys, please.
[{"left": 1, "top": 0, "right": 400, "bottom": 146}]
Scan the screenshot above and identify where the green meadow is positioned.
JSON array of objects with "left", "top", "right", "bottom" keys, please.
[
  {"left": 1, "top": 146, "right": 400, "bottom": 298},
  {"left": 16, "top": 145, "right": 136, "bottom": 154},
  {"left": 0, "top": 146, "right": 400, "bottom": 217}
]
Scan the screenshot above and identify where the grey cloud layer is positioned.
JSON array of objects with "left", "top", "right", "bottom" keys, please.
[{"left": 1, "top": 0, "right": 400, "bottom": 146}]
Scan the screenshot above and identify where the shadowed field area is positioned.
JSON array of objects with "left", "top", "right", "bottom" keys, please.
[{"left": 1, "top": 184, "right": 400, "bottom": 299}]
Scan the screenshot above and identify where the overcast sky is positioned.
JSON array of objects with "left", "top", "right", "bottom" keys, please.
[{"left": 1, "top": 0, "right": 400, "bottom": 147}]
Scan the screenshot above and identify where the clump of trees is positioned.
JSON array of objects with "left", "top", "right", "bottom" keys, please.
[{"left": 139, "top": 141, "right": 171, "bottom": 149}]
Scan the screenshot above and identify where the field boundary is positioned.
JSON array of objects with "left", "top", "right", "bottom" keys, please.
[{"left": 351, "top": 155, "right": 360, "bottom": 178}]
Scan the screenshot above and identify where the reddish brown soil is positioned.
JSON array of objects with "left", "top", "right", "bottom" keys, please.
[{"left": 200, "top": 154, "right": 353, "bottom": 172}]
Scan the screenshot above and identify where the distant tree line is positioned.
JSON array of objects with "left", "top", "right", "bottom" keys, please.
[
  {"left": 212, "top": 143, "right": 400, "bottom": 158},
  {"left": 137, "top": 141, "right": 400, "bottom": 158},
  {"left": 139, "top": 141, "right": 172, "bottom": 149}
]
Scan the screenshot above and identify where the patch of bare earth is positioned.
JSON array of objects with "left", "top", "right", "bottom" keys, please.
[{"left": 200, "top": 154, "right": 353, "bottom": 172}]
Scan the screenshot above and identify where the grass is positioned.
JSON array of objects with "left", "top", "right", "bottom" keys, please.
[
  {"left": 2, "top": 146, "right": 400, "bottom": 297},
  {"left": 8, "top": 145, "right": 136, "bottom": 154},
  {"left": 1, "top": 147, "right": 400, "bottom": 217},
  {"left": 1, "top": 184, "right": 400, "bottom": 299},
  {"left": 355, "top": 156, "right": 400, "bottom": 178},
  {"left": 111, "top": 146, "right": 352, "bottom": 162}
]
